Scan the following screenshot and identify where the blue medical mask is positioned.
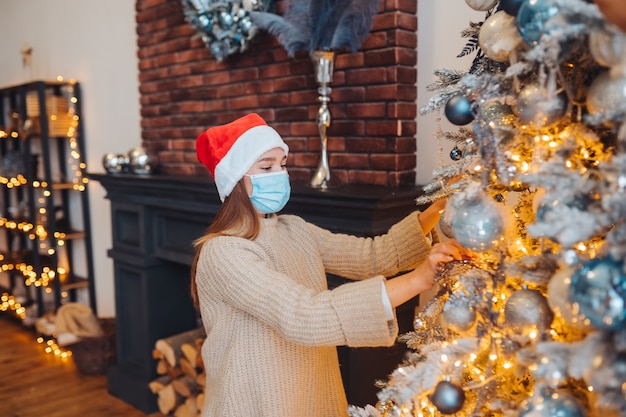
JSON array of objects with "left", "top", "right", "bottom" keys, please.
[{"left": 245, "top": 170, "right": 291, "bottom": 214}]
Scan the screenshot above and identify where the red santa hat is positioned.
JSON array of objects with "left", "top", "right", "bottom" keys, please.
[{"left": 196, "top": 113, "right": 289, "bottom": 201}]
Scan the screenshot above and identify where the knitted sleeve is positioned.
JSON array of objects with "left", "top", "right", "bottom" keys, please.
[
  {"left": 303, "top": 211, "right": 432, "bottom": 280},
  {"left": 196, "top": 237, "right": 397, "bottom": 347}
]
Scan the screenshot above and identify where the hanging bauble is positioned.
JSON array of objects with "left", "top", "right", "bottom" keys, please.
[
  {"left": 516, "top": 0, "right": 560, "bottom": 46},
  {"left": 377, "top": 401, "right": 403, "bottom": 417},
  {"left": 478, "top": 11, "right": 523, "bottom": 63},
  {"left": 504, "top": 289, "right": 554, "bottom": 335},
  {"left": 438, "top": 210, "right": 454, "bottom": 238},
  {"left": 513, "top": 83, "right": 568, "bottom": 129},
  {"left": 569, "top": 256, "right": 626, "bottom": 330},
  {"left": 444, "top": 95, "right": 475, "bottom": 126},
  {"left": 501, "top": 0, "right": 525, "bottom": 16},
  {"left": 443, "top": 295, "right": 477, "bottom": 333},
  {"left": 586, "top": 352, "right": 626, "bottom": 395},
  {"left": 446, "top": 188, "right": 505, "bottom": 251},
  {"left": 102, "top": 152, "right": 129, "bottom": 174},
  {"left": 588, "top": 28, "right": 626, "bottom": 70},
  {"left": 519, "top": 390, "right": 586, "bottom": 417},
  {"left": 127, "top": 147, "right": 158, "bottom": 175},
  {"left": 547, "top": 267, "right": 593, "bottom": 330},
  {"left": 429, "top": 380, "right": 466, "bottom": 415},
  {"left": 479, "top": 101, "right": 516, "bottom": 128},
  {"left": 450, "top": 146, "right": 463, "bottom": 161},
  {"left": 464, "top": 0, "right": 498, "bottom": 11},
  {"left": 586, "top": 71, "right": 626, "bottom": 115}
]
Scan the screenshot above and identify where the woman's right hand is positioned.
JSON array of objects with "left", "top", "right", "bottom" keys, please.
[
  {"left": 385, "top": 239, "right": 471, "bottom": 308},
  {"left": 426, "top": 239, "right": 469, "bottom": 274}
]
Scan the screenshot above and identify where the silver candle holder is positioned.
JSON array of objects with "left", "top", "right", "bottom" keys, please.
[{"left": 310, "top": 50, "right": 335, "bottom": 189}]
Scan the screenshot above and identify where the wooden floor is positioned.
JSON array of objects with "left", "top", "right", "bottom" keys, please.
[{"left": 0, "top": 316, "right": 166, "bottom": 417}]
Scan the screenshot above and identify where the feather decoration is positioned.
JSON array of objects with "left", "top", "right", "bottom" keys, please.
[{"left": 251, "top": 0, "right": 381, "bottom": 57}]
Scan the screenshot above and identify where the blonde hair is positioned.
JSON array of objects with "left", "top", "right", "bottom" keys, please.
[{"left": 190, "top": 181, "right": 261, "bottom": 309}]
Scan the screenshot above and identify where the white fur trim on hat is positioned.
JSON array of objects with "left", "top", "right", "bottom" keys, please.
[{"left": 213, "top": 125, "right": 289, "bottom": 201}]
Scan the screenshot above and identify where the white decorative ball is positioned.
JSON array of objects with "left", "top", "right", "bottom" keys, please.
[
  {"left": 478, "top": 11, "right": 523, "bottom": 63},
  {"left": 464, "top": 0, "right": 498, "bottom": 11}
]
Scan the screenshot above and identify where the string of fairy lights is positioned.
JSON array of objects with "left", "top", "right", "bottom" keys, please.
[{"left": 0, "top": 76, "right": 87, "bottom": 358}]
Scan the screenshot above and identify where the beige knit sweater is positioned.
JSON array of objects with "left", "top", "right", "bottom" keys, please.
[{"left": 195, "top": 212, "right": 432, "bottom": 417}]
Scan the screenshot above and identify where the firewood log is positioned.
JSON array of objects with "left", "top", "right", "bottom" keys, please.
[
  {"left": 148, "top": 375, "right": 171, "bottom": 394},
  {"left": 196, "top": 392, "right": 205, "bottom": 410},
  {"left": 184, "top": 396, "right": 199, "bottom": 415},
  {"left": 172, "top": 375, "right": 201, "bottom": 398},
  {"left": 154, "top": 328, "right": 205, "bottom": 368},
  {"left": 157, "top": 383, "right": 182, "bottom": 415},
  {"left": 179, "top": 357, "right": 198, "bottom": 378},
  {"left": 181, "top": 342, "right": 197, "bottom": 366}
]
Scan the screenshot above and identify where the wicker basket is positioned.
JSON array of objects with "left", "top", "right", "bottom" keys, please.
[{"left": 71, "top": 318, "right": 117, "bottom": 375}]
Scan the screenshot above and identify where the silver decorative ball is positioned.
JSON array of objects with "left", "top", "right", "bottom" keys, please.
[
  {"left": 430, "top": 380, "right": 465, "bottom": 415},
  {"left": 443, "top": 297, "right": 476, "bottom": 333},
  {"left": 127, "top": 147, "right": 157, "bottom": 175},
  {"left": 519, "top": 390, "right": 586, "bottom": 417},
  {"left": 446, "top": 192, "right": 505, "bottom": 252},
  {"left": 514, "top": 83, "right": 568, "bottom": 129},
  {"left": 102, "top": 152, "right": 129, "bottom": 174},
  {"left": 569, "top": 256, "right": 626, "bottom": 330},
  {"left": 504, "top": 289, "right": 554, "bottom": 335},
  {"left": 586, "top": 71, "right": 626, "bottom": 115},
  {"left": 589, "top": 28, "right": 626, "bottom": 69},
  {"left": 547, "top": 267, "right": 592, "bottom": 330}
]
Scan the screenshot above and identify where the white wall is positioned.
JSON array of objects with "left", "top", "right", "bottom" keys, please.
[
  {"left": 417, "top": 1, "right": 484, "bottom": 183},
  {"left": 0, "top": 0, "right": 141, "bottom": 317}
]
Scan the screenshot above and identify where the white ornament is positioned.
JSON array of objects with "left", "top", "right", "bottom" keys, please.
[
  {"left": 464, "top": 0, "right": 498, "bottom": 11},
  {"left": 478, "top": 11, "right": 523, "bottom": 63}
]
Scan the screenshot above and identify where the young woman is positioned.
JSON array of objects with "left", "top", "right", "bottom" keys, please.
[{"left": 191, "top": 113, "right": 468, "bottom": 417}]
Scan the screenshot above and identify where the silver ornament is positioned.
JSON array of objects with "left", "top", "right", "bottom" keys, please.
[
  {"left": 589, "top": 28, "right": 626, "bottom": 69},
  {"left": 569, "top": 256, "right": 626, "bottom": 330},
  {"left": 547, "top": 267, "right": 592, "bottom": 330},
  {"left": 446, "top": 191, "right": 505, "bottom": 252},
  {"left": 443, "top": 296, "right": 477, "bottom": 333},
  {"left": 478, "top": 11, "right": 523, "bottom": 63},
  {"left": 128, "top": 147, "right": 157, "bottom": 175},
  {"left": 102, "top": 152, "right": 129, "bottom": 174},
  {"left": 504, "top": 289, "right": 554, "bottom": 335},
  {"left": 519, "top": 390, "right": 586, "bottom": 417},
  {"left": 429, "top": 380, "right": 465, "bottom": 415},
  {"left": 514, "top": 84, "right": 568, "bottom": 129},
  {"left": 479, "top": 101, "right": 515, "bottom": 128},
  {"left": 586, "top": 71, "right": 626, "bottom": 115}
]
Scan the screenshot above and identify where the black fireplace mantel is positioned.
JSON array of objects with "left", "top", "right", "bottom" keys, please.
[{"left": 89, "top": 173, "right": 425, "bottom": 412}]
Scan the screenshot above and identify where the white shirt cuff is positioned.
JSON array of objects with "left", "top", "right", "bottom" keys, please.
[{"left": 381, "top": 281, "right": 394, "bottom": 320}]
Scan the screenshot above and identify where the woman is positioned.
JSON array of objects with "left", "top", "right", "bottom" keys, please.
[{"left": 191, "top": 113, "right": 467, "bottom": 417}]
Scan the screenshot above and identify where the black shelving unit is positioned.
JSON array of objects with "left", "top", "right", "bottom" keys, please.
[{"left": 0, "top": 80, "right": 95, "bottom": 323}]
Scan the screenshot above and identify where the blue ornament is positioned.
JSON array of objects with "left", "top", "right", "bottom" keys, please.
[
  {"left": 430, "top": 380, "right": 465, "bottom": 415},
  {"left": 569, "top": 256, "right": 626, "bottom": 330},
  {"left": 445, "top": 95, "right": 475, "bottom": 126},
  {"left": 517, "top": 0, "right": 560, "bottom": 46},
  {"left": 197, "top": 13, "right": 213, "bottom": 31},
  {"left": 519, "top": 390, "right": 586, "bottom": 417},
  {"left": 501, "top": 0, "right": 525, "bottom": 16},
  {"left": 450, "top": 146, "right": 463, "bottom": 161}
]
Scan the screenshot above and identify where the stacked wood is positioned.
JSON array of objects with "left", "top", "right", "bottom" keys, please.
[{"left": 150, "top": 328, "right": 207, "bottom": 416}]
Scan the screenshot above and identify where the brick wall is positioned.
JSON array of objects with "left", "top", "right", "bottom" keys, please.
[{"left": 136, "top": 0, "right": 418, "bottom": 188}]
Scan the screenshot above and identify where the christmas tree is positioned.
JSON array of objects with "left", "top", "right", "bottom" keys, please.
[{"left": 349, "top": 1, "right": 626, "bottom": 416}]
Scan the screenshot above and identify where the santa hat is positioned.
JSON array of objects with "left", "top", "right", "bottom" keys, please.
[{"left": 196, "top": 113, "right": 289, "bottom": 201}]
